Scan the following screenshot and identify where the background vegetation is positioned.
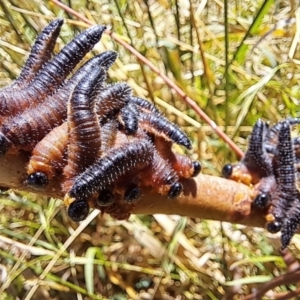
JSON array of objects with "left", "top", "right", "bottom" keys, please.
[{"left": 0, "top": 0, "right": 300, "bottom": 299}]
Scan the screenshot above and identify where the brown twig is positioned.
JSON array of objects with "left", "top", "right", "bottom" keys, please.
[
  {"left": 273, "top": 287, "right": 300, "bottom": 300},
  {"left": 0, "top": 152, "right": 270, "bottom": 229},
  {"left": 242, "top": 269, "right": 300, "bottom": 300},
  {"left": 242, "top": 250, "right": 300, "bottom": 300},
  {"left": 49, "top": 0, "right": 244, "bottom": 159}
]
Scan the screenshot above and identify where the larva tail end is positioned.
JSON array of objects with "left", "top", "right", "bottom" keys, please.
[
  {"left": 68, "top": 200, "right": 90, "bottom": 222},
  {"left": 185, "top": 140, "right": 192, "bottom": 150},
  {"left": 51, "top": 18, "right": 64, "bottom": 28},
  {"left": 27, "top": 172, "right": 49, "bottom": 188}
]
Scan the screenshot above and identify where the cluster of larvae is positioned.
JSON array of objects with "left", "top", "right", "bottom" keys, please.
[
  {"left": 0, "top": 19, "right": 201, "bottom": 222},
  {"left": 222, "top": 118, "right": 300, "bottom": 249}
]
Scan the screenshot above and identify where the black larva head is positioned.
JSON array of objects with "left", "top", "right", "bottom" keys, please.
[
  {"left": 68, "top": 200, "right": 90, "bottom": 222},
  {"left": 266, "top": 221, "right": 282, "bottom": 233},
  {"left": 253, "top": 192, "right": 270, "bottom": 209},
  {"left": 124, "top": 184, "right": 142, "bottom": 203},
  {"left": 97, "top": 189, "right": 115, "bottom": 207},
  {"left": 168, "top": 182, "right": 183, "bottom": 199},
  {"left": 0, "top": 132, "right": 10, "bottom": 157},
  {"left": 27, "top": 172, "right": 48, "bottom": 188},
  {"left": 222, "top": 164, "right": 233, "bottom": 178},
  {"left": 192, "top": 161, "right": 201, "bottom": 177}
]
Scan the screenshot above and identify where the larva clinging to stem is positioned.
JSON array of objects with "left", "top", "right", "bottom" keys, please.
[
  {"left": 62, "top": 67, "right": 107, "bottom": 193},
  {"left": 65, "top": 139, "right": 154, "bottom": 222},
  {"left": 0, "top": 52, "right": 117, "bottom": 157},
  {"left": 0, "top": 24, "right": 106, "bottom": 119},
  {"left": 265, "top": 122, "right": 297, "bottom": 236},
  {"left": 27, "top": 122, "right": 68, "bottom": 188},
  {"left": 222, "top": 119, "right": 273, "bottom": 185},
  {"left": 138, "top": 112, "right": 192, "bottom": 149},
  {"left": 1, "top": 19, "right": 64, "bottom": 92},
  {"left": 97, "top": 83, "right": 132, "bottom": 123},
  {"left": 154, "top": 136, "right": 201, "bottom": 178}
]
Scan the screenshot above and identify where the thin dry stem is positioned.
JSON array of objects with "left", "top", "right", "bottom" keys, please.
[{"left": 0, "top": 152, "right": 269, "bottom": 229}]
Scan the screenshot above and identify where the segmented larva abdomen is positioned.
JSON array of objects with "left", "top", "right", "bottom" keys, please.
[
  {"left": 100, "top": 121, "right": 118, "bottom": 154},
  {"left": 141, "top": 148, "right": 179, "bottom": 195},
  {"left": 269, "top": 121, "right": 300, "bottom": 249},
  {"left": 281, "top": 198, "right": 300, "bottom": 249},
  {"left": 97, "top": 83, "right": 132, "bottom": 123},
  {"left": 0, "top": 53, "right": 116, "bottom": 155},
  {"left": 155, "top": 136, "right": 199, "bottom": 178},
  {"left": 243, "top": 119, "right": 273, "bottom": 180},
  {"left": 62, "top": 68, "right": 106, "bottom": 192},
  {"left": 0, "top": 25, "right": 106, "bottom": 118},
  {"left": 106, "top": 130, "right": 129, "bottom": 152},
  {"left": 119, "top": 102, "right": 139, "bottom": 134},
  {"left": 129, "top": 96, "right": 160, "bottom": 114},
  {"left": 9, "top": 19, "right": 64, "bottom": 90},
  {"left": 269, "top": 122, "right": 297, "bottom": 225},
  {"left": 27, "top": 122, "right": 68, "bottom": 186},
  {"left": 223, "top": 120, "right": 272, "bottom": 185},
  {"left": 139, "top": 112, "right": 192, "bottom": 149},
  {"left": 293, "top": 137, "right": 300, "bottom": 159},
  {"left": 67, "top": 139, "right": 153, "bottom": 201},
  {"left": 276, "top": 122, "right": 296, "bottom": 192}
]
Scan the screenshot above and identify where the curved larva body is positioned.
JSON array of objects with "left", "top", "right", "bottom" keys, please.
[
  {"left": 270, "top": 122, "right": 296, "bottom": 221},
  {"left": 119, "top": 102, "right": 139, "bottom": 134},
  {"left": 27, "top": 122, "right": 68, "bottom": 182},
  {"left": 222, "top": 119, "right": 272, "bottom": 185},
  {"left": 129, "top": 96, "right": 160, "bottom": 114},
  {"left": 0, "top": 52, "right": 116, "bottom": 155},
  {"left": 281, "top": 198, "right": 300, "bottom": 249},
  {"left": 7, "top": 19, "right": 64, "bottom": 90},
  {"left": 100, "top": 121, "right": 118, "bottom": 154},
  {"left": 154, "top": 136, "right": 198, "bottom": 178},
  {"left": 27, "top": 119, "right": 125, "bottom": 188},
  {"left": 141, "top": 148, "right": 179, "bottom": 195},
  {"left": 62, "top": 68, "right": 106, "bottom": 192},
  {"left": 139, "top": 112, "right": 192, "bottom": 149},
  {"left": 97, "top": 83, "right": 132, "bottom": 123},
  {"left": 266, "top": 122, "right": 298, "bottom": 243},
  {"left": 66, "top": 139, "right": 153, "bottom": 203},
  {"left": 0, "top": 24, "right": 106, "bottom": 118},
  {"left": 240, "top": 119, "right": 273, "bottom": 182}
]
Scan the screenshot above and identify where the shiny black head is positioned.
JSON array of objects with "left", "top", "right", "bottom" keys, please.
[
  {"left": 192, "top": 161, "right": 201, "bottom": 177},
  {"left": 222, "top": 164, "right": 233, "bottom": 178},
  {"left": 168, "top": 182, "right": 183, "bottom": 199},
  {"left": 253, "top": 192, "right": 270, "bottom": 209},
  {"left": 124, "top": 184, "right": 142, "bottom": 203},
  {"left": 68, "top": 200, "right": 90, "bottom": 222},
  {"left": 0, "top": 133, "right": 10, "bottom": 157},
  {"left": 266, "top": 221, "right": 282, "bottom": 233},
  {"left": 97, "top": 189, "right": 115, "bottom": 207},
  {"left": 27, "top": 172, "right": 48, "bottom": 188}
]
